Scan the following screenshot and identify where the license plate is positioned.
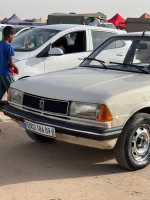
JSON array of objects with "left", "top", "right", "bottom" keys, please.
[{"left": 24, "top": 119, "right": 56, "bottom": 138}]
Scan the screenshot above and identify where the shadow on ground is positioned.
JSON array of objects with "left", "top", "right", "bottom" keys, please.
[{"left": 0, "top": 121, "right": 126, "bottom": 186}]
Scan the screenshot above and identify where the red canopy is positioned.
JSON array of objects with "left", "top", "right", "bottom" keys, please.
[
  {"left": 107, "top": 13, "right": 126, "bottom": 27},
  {"left": 140, "top": 13, "right": 150, "bottom": 19},
  {"left": 118, "top": 22, "right": 126, "bottom": 29}
]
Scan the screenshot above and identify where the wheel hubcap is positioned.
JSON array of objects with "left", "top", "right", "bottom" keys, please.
[{"left": 131, "top": 125, "right": 150, "bottom": 161}]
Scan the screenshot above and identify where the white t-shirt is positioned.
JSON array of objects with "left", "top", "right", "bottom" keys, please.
[{"left": 91, "top": 19, "right": 101, "bottom": 26}]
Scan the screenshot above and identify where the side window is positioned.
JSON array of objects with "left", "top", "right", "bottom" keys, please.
[
  {"left": 91, "top": 31, "right": 115, "bottom": 50},
  {"left": 52, "top": 31, "right": 86, "bottom": 54}
]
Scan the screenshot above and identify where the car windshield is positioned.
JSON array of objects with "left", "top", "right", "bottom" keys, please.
[
  {"left": 12, "top": 28, "right": 60, "bottom": 51},
  {"left": 80, "top": 36, "right": 150, "bottom": 74}
]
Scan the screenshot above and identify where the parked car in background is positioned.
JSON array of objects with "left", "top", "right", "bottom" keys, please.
[
  {"left": 89, "top": 22, "right": 116, "bottom": 29},
  {"left": 100, "top": 23, "right": 116, "bottom": 29},
  {"left": 1, "top": 24, "right": 124, "bottom": 101},
  {"left": 4, "top": 32, "right": 150, "bottom": 171},
  {"left": 11, "top": 24, "right": 125, "bottom": 80},
  {"left": 0, "top": 25, "right": 34, "bottom": 41}
]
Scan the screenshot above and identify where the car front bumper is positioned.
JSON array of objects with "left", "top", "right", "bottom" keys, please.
[{"left": 3, "top": 105, "right": 123, "bottom": 149}]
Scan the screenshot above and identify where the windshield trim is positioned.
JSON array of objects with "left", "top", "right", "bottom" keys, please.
[{"left": 79, "top": 65, "right": 150, "bottom": 74}]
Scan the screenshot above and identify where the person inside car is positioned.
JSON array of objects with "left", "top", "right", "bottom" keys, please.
[
  {"left": 53, "top": 37, "right": 67, "bottom": 53},
  {"left": 25, "top": 36, "right": 34, "bottom": 49}
]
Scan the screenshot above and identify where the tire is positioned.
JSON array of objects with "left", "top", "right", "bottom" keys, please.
[
  {"left": 114, "top": 113, "right": 150, "bottom": 170},
  {"left": 26, "top": 130, "right": 55, "bottom": 143}
]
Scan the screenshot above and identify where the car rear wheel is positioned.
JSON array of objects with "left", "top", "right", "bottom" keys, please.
[
  {"left": 26, "top": 130, "right": 55, "bottom": 143},
  {"left": 114, "top": 113, "right": 150, "bottom": 170}
]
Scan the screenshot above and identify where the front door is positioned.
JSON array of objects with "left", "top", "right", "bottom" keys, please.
[{"left": 44, "top": 31, "right": 90, "bottom": 73}]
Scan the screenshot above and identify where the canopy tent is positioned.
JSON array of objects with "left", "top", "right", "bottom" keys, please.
[
  {"left": 34, "top": 18, "right": 47, "bottom": 24},
  {"left": 118, "top": 22, "right": 126, "bottom": 29},
  {"left": 140, "top": 13, "right": 150, "bottom": 19},
  {"left": 107, "top": 13, "right": 126, "bottom": 29},
  {"left": 1, "top": 14, "right": 26, "bottom": 25}
]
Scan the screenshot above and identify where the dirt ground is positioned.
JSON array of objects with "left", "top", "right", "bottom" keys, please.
[{"left": 0, "top": 105, "right": 149, "bottom": 200}]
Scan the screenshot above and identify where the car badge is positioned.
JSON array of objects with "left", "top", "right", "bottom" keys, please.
[{"left": 39, "top": 99, "right": 44, "bottom": 110}]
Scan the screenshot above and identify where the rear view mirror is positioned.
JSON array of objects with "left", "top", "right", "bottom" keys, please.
[{"left": 48, "top": 48, "right": 64, "bottom": 55}]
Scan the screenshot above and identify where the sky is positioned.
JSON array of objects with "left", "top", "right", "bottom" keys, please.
[{"left": 1, "top": 0, "right": 150, "bottom": 20}]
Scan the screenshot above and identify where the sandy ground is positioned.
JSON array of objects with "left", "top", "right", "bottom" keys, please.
[{"left": 0, "top": 104, "right": 150, "bottom": 200}]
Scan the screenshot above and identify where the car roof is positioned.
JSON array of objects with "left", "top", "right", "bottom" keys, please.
[
  {"left": 114, "top": 31, "right": 150, "bottom": 37},
  {"left": 35, "top": 24, "right": 124, "bottom": 34}
]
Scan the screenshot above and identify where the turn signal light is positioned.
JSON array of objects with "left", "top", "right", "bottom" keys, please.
[{"left": 98, "top": 104, "right": 113, "bottom": 122}]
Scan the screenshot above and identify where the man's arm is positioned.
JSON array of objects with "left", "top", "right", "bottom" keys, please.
[
  {"left": 97, "top": 19, "right": 101, "bottom": 26},
  {"left": 9, "top": 56, "right": 19, "bottom": 74}
]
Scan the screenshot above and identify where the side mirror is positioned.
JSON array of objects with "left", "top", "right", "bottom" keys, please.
[{"left": 48, "top": 48, "right": 64, "bottom": 55}]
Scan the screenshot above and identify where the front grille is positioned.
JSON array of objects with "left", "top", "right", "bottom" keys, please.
[{"left": 23, "top": 93, "right": 68, "bottom": 115}]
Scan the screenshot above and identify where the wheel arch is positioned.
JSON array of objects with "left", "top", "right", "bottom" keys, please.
[
  {"left": 123, "top": 103, "right": 150, "bottom": 128},
  {"left": 18, "top": 76, "right": 30, "bottom": 80}
]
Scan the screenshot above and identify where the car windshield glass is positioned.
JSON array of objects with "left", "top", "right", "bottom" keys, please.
[
  {"left": 80, "top": 36, "right": 150, "bottom": 74},
  {"left": 12, "top": 28, "right": 60, "bottom": 51}
]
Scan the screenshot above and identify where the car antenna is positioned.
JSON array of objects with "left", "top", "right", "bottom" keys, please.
[{"left": 142, "top": 23, "right": 150, "bottom": 36}]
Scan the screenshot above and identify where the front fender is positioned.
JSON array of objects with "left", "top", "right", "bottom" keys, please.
[{"left": 123, "top": 102, "right": 150, "bottom": 126}]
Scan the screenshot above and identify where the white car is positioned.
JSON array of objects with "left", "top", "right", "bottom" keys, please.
[
  {"left": 100, "top": 23, "right": 116, "bottom": 29},
  {"left": 11, "top": 24, "right": 125, "bottom": 80},
  {"left": 2, "top": 24, "right": 124, "bottom": 101}
]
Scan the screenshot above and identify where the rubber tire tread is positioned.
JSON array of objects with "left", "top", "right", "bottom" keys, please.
[{"left": 114, "top": 112, "right": 150, "bottom": 170}]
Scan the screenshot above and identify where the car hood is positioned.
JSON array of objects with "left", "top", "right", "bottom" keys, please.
[
  {"left": 12, "top": 67, "right": 150, "bottom": 103},
  {"left": 13, "top": 51, "right": 30, "bottom": 61}
]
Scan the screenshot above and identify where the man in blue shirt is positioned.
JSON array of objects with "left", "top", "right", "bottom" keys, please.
[{"left": 0, "top": 26, "right": 19, "bottom": 122}]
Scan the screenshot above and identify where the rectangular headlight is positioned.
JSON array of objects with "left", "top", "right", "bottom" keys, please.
[
  {"left": 10, "top": 88, "right": 24, "bottom": 105},
  {"left": 70, "top": 102, "right": 98, "bottom": 120}
]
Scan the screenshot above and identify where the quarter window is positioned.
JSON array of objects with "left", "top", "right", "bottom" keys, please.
[{"left": 92, "top": 31, "right": 115, "bottom": 50}]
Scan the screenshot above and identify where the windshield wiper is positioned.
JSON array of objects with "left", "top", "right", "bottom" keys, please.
[
  {"left": 86, "top": 58, "right": 108, "bottom": 69},
  {"left": 109, "top": 62, "right": 150, "bottom": 74}
]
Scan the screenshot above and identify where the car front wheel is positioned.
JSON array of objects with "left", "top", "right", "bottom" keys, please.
[
  {"left": 114, "top": 113, "right": 150, "bottom": 170},
  {"left": 26, "top": 130, "right": 55, "bottom": 143}
]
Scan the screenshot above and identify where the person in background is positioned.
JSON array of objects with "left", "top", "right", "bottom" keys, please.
[
  {"left": 25, "top": 36, "right": 34, "bottom": 49},
  {"left": 53, "top": 37, "right": 67, "bottom": 53},
  {"left": 0, "top": 26, "right": 19, "bottom": 122},
  {"left": 91, "top": 16, "right": 101, "bottom": 26}
]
